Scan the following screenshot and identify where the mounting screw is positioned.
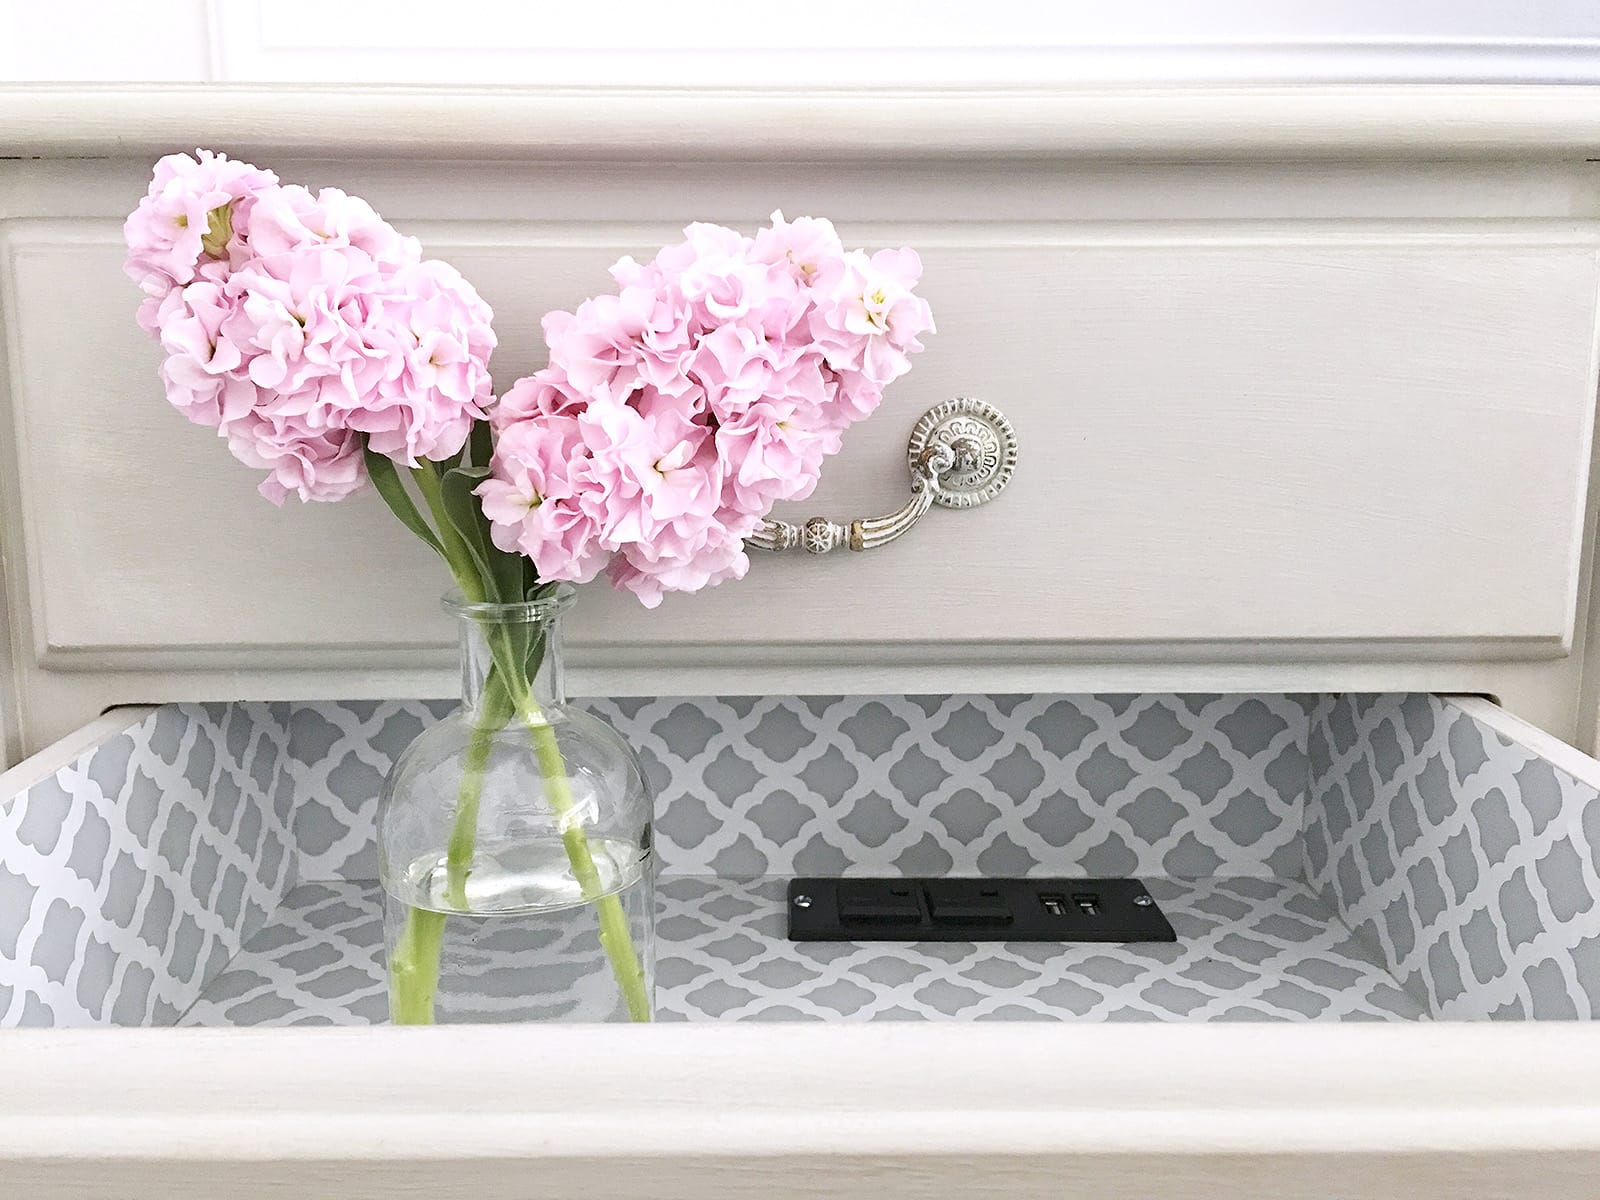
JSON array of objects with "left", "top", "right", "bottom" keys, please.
[
  {"left": 793, "top": 894, "right": 813, "bottom": 909},
  {"left": 1133, "top": 894, "right": 1153, "bottom": 907}
]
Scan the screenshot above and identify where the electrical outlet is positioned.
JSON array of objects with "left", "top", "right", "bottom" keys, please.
[{"left": 788, "top": 878, "right": 1175, "bottom": 943}]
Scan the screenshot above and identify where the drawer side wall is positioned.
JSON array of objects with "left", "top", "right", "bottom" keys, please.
[
  {"left": 1304, "top": 693, "right": 1600, "bottom": 1019},
  {"left": 0, "top": 703, "right": 298, "bottom": 1025}
]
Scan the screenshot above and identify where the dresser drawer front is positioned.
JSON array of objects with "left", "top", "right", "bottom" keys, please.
[
  {"left": 9, "top": 215, "right": 1599, "bottom": 659},
  {"left": 5, "top": 160, "right": 1600, "bottom": 749}
]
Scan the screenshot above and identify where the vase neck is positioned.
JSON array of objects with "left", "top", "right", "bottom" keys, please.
[{"left": 456, "top": 607, "right": 567, "bottom": 714}]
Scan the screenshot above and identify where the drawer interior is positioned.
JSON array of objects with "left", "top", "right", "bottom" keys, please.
[{"left": 3, "top": 693, "right": 1596, "bottom": 1026}]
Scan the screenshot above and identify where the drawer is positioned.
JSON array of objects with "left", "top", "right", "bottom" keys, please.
[
  {"left": 3, "top": 691, "right": 1599, "bottom": 1195},
  {"left": 6, "top": 155, "right": 1600, "bottom": 752},
  {"left": 14, "top": 221, "right": 1598, "bottom": 656}
]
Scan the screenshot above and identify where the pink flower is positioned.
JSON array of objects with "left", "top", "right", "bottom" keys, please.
[
  {"left": 715, "top": 395, "right": 835, "bottom": 511},
  {"left": 809, "top": 248, "right": 935, "bottom": 386},
  {"left": 541, "top": 289, "right": 654, "bottom": 403},
  {"left": 578, "top": 396, "right": 724, "bottom": 549},
  {"left": 751, "top": 210, "right": 846, "bottom": 284},
  {"left": 608, "top": 520, "right": 753, "bottom": 609},
  {"left": 491, "top": 371, "right": 587, "bottom": 430},
  {"left": 476, "top": 416, "right": 607, "bottom": 583},
  {"left": 822, "top": 364, "right": 885, "bottom": 430},
  {"left": 128, "top": 149, "right": 498, "bottom": 503},
  {"left": 239, "top": 184, "right": 421, "bottom": 265},
  {"left": 345, "top": 259, "right": 497, "bottom": 465},
  {"left": 691, "top": 324, "right": 776, "bottom": 417},
  {"left": 151, "top": 281, "right": 249, "bottom": 425},
  {"left": 483, "top": 212, "right": 933, "bottom": 606},
  {"left": 222, "top": 411, "right": 366, "bottom": 505},
  {"left": 124, "top": 150, "right": 278, "bottom": 301}
]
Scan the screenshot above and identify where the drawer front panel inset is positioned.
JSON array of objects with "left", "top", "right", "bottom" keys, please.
[{"left": 5, "top": 215, "right": 1598, "bottom": 687}]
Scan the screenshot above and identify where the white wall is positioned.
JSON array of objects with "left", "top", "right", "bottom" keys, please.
[{"left": 2, "top": 0, "right": 1600, "bottom": 85}]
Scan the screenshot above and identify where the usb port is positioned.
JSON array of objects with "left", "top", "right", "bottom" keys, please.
[
  {"left": 1040, "top": 893, "right": 1068, "bottom": 916},
  {"left": 1072, "top": 892, "right": 1100, "bottom": 916}
]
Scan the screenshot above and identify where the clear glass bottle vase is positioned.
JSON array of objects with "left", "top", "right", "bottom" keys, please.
[{"left": 377, "top": 586, "right": 654, "bottom": 1023}]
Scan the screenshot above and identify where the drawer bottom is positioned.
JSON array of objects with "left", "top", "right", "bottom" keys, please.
[
  {"left": 176, "top": 875, "right": 1424, "bottom": 1025},
  {"left": 4, "top": 692, "right": 1597, "bottom": 1028}
]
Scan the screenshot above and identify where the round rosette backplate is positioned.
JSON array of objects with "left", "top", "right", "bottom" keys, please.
[{"left": 906, "top": 397, "right": 1019, "bottom": 509}]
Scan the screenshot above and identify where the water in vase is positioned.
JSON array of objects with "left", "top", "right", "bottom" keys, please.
[{"left": 383, "top": 836, "right": 655, "bottom": 1023}]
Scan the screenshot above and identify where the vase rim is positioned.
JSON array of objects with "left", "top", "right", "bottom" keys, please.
[{"left": 441, "top": 583, "right": 578, "bottom": 622}]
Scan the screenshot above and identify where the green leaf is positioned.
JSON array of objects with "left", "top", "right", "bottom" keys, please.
[
  {"left": 524, "top": 626, "right": 549, "bottom": 682},
  {"left": 520, "top": 579, "right": 564, "bottom": 677},
  {"left": 364, "top": 446, "right": 445, "bottom": 560},
  {"left": 439, "top": 465, "right": 524, "bottom": 607},
  {"left": 469, "top": 420, "right": 494, "bottom": 471}
]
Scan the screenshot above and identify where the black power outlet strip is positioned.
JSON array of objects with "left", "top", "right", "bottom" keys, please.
[{"left": 786, "top": 877, "right": 1176, "bottom": 943}]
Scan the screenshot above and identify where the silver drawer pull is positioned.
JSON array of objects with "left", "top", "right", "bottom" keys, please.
[{"left": 749, "top": 397, "right": 1018, "bottom": 555}]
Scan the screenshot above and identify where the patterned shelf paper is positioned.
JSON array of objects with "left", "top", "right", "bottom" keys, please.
[
  {"left": 177, "top": 875, "right": 1423, "bottom": 1026},
  {"left": 4, "top": 692, "right": 1599, "bottom": 1026},
  {"left": 1305, "top": 694, "right": 1600, "bottom": 1019},
  {"left": 0, "top": 704, "right": 298, "bottom": 1026},
  {"left": 286, "top": 693, "right": 1314, "bottom": 882}
]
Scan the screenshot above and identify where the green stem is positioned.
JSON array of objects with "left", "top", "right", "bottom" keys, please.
[
  {"left": 514, "top": 695, "right": 651, "bottom": 1023},
  {"left": 412, "top": 464, "right": 486, "bottom": 605},
  {"left": 388, "top": 908, "right": 446, "bottom": 1024},
  {"left": 386, "top": 460, "right": 652, "bottom": 1024},
  {"left": 389, "top": 680, "right": 509, "bottom": 1023},
  {"left": 443, "top": 671, "right": 514, "bottom": 910}
]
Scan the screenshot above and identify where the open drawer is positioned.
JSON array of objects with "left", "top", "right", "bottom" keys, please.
[{"left": 3, "top": 691, "right": 1599, "bottom": 1196}]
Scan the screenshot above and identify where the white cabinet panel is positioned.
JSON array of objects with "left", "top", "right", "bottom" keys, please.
[
  {"left": 3, "top": 144, "right": 1600, "bottom": 750},
  {"left": 5, "top": 220, "right": 1597, "bottom": 666}
]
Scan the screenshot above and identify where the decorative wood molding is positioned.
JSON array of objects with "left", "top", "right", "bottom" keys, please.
[
  {"left": 1, "top": 1023, "right": 1598, "bottom": 1198},
  {"left": 4, "top": 83, "right": 1600, "bottom": 161}
]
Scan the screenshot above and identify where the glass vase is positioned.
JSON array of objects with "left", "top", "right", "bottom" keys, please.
[{"left": 377, "top": 586, "right": 654, "bottom": 1023}]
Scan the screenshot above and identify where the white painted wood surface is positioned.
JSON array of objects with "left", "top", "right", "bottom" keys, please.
[
  {"left": 8, "top": 83, "right": 1600, "bottom": 160},
  {"left": 4, "top": 110, "right": 1600, "bottom": 751},
  {"left": 5, "top": 79, "right": 1600, "bottom": 1197},
  {"left": 13, "top": 221, "right": 1598, "bottom": 654},
  {"left": 1, "top": 1023, "right": 1598, "bottom": 1198}
]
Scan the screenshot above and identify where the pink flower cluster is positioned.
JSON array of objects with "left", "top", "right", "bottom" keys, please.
[
  {"left": 478, "top": 214, "right": 934, "bottom": 607},
  {"left": 125, "top": 150, "right": 495, "bottom": 503}
]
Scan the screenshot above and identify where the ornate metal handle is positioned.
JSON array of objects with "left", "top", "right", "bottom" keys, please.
[{"left": 748, "top": 397, "right": 1018, "bottom": 556}]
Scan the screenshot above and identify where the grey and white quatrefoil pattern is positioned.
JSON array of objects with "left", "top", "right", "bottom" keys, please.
[
  {"left": 181, "top": 877, "right": 646, "bottom": 1026},
  {"left": 1305, "top": 694, "right": 1600, "bottom": 1019},
  {"left": 7, "top": 691, "right": 1600, "bottom": 1026},
  {"left": 653, "top": 875, "right": 1423, "bottom": 1022},
  {"left": 594, "top": 693, "right": 1312, "bottom": 879},
  {"left": 0, "top": 699, "right": 456, "bottom": 1026},
  {"left": 283, "top": 694, "right": 1313, "bottom": 884},
  {"left": 177, "top": 881, "right": 389, "bottom": 1026},
  {"left": 175, "top": 875, "right": 1423, "bottom": 1025},
  {"left": 0, "top": 703, "right": 297, "bottom": 1026},
  {"left": 280, "top": 699, "right": 453, "bottom": 880}
]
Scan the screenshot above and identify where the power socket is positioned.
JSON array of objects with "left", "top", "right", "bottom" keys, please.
[{"left": 787, "top": 877, "right": 1176, "bottom": 943}]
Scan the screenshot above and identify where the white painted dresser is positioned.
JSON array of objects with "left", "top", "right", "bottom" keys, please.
[{"left": 3, "top": 83, "right": 1600, "bottom": 1197}]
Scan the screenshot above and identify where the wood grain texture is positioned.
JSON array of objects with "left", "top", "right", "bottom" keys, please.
[{"left": 0, "top": 1024, "right": 1597, "bottom": 1198}]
